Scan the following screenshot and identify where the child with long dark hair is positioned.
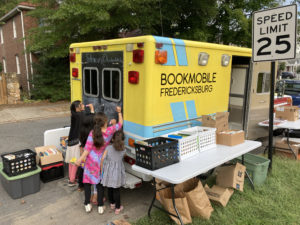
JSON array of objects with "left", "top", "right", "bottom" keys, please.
[
  {"left": 76, "top": 107, "right": 123, "bottom": 214},
  {"left": 101, "top": 130, "right": 126, "bottom": 215},
  {"left": 65, "top": 100, "right": 94, "bottom": 186}
]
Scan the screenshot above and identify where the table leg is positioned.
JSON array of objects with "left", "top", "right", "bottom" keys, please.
[
  {"left": 241, "top": 155, "right": 254, "bottom": 190},
  {"left": 171, "top": 184, "right": 184, "bottom": 225},
  {"left": 244, "top": 170, "right": 255, "bottom": 190},
  {"left": 148, "top": 178, "right": 157, "bottom": 218},
  {"left": 285, "top": 129, "right": 297, "bottom": 159},
  {"left": 147, "top": 179, "right": 183, "bottom": 224}
]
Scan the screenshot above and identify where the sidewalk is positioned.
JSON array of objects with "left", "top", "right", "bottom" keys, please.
[{"left": 0, "top": 101, "right": 70, "bottom": 124}]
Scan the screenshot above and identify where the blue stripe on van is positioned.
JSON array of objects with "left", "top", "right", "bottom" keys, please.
[
  {"left": 185, "top": 100, "right": 197, "bottom": 119},
  {"left": 123, "top": 120, "right": 153, "bottom": 138},
  {"left": 173, "top": 38, "right": 188, "bottom": 66},
  {"left": 170, "top": 102, "right": 187, "bottom": 121},
  {"left": 153, "top": 36, "right": 176, "bottom": 66},
  {"left": 185, "top": 100, "right": 201, "bottom": 126}
]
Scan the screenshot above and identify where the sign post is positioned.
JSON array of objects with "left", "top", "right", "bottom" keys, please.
[{"left": 252, "top": 4, "right": 297, "bottom": 169}]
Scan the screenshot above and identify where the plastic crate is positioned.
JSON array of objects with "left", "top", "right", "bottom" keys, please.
[
  {"left": 1, "top": 149, "right": 37, "bottom": 177},
  {"left": 134, "top": 137, "right": 179, "bottom": 170},
  {"left": 180, "top": 126, "right": 217, "bottom": 152},
  {"left": 233, "top": 153, "right": 270, "bottom": 185},
  {"left": 0, "top": 162, "right": 41, "bottom": 199},
  {"left": 40, "top": 161, "right": 64, "bottom": 183},
  {"left": 164, "top": 131, "right": 199, "bottom": 161}
]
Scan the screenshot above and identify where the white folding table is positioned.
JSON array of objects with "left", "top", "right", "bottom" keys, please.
[
  {"left": 132, "top": 140, "right": 261, "bottom": 224},
  {"left": 258, "top": 119, "right": 300, "bottom": 158}
]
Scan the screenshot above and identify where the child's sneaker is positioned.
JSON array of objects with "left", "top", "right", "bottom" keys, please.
[
  {"left": 110, "top": 203, "right": 116, "bottom": 210},
  {"left": 68, "top": 181, "right": 77, "bottom": 187},
  {"left": 115, "top": 206, "right": 123, "bottom": 215},
  {"left": 85, "top": 204, "right": 92, "bottom": 213},
  {"left": 98, "top": 206, "right": 105, "bottom": 214}
]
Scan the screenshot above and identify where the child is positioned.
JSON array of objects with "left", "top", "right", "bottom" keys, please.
[
  {"left": 78, "top": 114, "right": 94, "bottom": 191},
  {"left": 76, "top": 107, "right": 123, "bottom": 214},
  {"left": 65, "top": 101, "right": 94, "bottom": 186},
  {"left": 101, "top": 130, "right": 126, "bottom": 215}
]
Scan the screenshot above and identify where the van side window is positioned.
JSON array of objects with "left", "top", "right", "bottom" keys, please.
[
  {"left": 257, "top": 72, "right": 270, "bottom": 93},
  {"left": 102, "top": 68, "right": 121, "bottom": 101},
  {"left": 83, "top": 68, "right": 99, "bottom": 96}
]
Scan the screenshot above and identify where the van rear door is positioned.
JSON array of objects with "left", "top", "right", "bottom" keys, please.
[{"left": 81, "top": 51, "right": 123, "bottom": 121}]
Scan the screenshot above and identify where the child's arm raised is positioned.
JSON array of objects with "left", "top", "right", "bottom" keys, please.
[{"left": 116, "top": 106, "right": 123, "bottom": 126}]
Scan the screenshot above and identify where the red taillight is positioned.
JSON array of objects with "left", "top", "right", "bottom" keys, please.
[
  {"left": 124, "top": 155, "right": 136, "bottom": 165},
  {"left": 128, "top": 71, "right": 139, "bottom": 84},
  {"left": 69, "top": 53, "right": 76, "bottom": 62},
  {"left": 133, "top": 49, "right": 144, "bottom": 63},
  {"left": 137, "top": 42, "right": 144, "bottom": 48},
  {"left": 72, "top": 68, "right": 78, "bottom": 77}
]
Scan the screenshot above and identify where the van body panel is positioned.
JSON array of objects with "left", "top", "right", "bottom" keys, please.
[{"left": 70, "top": 36, "right": 254, "bottom": 145}]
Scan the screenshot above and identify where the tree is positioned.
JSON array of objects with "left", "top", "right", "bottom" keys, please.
[
  {"left": 279, "top": 62, "right": 286, "bottom": 71},
  {"left": 30, "top": 57, "right": 70, "bottom": 101},
  {"left": 207, "top": 0, "right": 279, "bottom": 47},
  {"left": 0, "top": 0, "right": 23, "bottom": 17},
  {"left": 26, "top": 0, "right": 219, "bottom": 59}
]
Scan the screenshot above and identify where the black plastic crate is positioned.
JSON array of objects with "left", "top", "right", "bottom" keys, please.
[
  {"left": 1, "top": 149, "right": 37, "bottom": 177},
  {"left": 40, "top": 161, "right": 64, "bottom": 183},
  {"left": 134, "top": 137, "right": 179, "bottom": 170}
]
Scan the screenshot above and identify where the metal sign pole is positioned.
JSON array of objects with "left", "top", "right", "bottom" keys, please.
[{"left": 268, "top": 61, "right": 276, "bottom": 169}]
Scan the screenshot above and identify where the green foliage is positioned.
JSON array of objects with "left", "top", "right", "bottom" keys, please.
[
  {"left": 0, "top": 0, "right": 24, "bottom": 17},
  {"left": 207, "top": 0, "right": 279, "bottom": 47},
  {"left": 0, "top": 62, "right": 2, "bottom": 72},
  {"left": 279, "top": 62, "right": 286, "bottom": 71},
  {"left": 31, "top": 58, "right": 70, "bottom": 102},
  {"left": 25, "top": 0, "right": 279, "bottom": 58}
]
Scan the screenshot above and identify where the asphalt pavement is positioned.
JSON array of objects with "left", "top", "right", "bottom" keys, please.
[{"left": 0, "top": 103, "right": 153, "bottom": 225}]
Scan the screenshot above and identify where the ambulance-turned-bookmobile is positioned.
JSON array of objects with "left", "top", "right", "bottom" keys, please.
[{"left": 0, "top": 4, "right": 298, "bottom": 225}]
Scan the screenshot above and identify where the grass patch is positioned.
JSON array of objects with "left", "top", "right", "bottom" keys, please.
[{"left": 133, "top": 156, "right": 300, "bottom": 225}]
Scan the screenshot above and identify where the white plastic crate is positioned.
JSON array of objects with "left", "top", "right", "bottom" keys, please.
[
  {"left": 180, "top": 126, "right": 216, "bottom": 152},
  {"left": 163, "top": 131, "right": 199, "bottom": 161}
]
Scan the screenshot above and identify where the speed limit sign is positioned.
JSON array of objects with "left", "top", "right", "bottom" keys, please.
[{"left": 252, "top": 4, "right": 297, "bottom": 62}]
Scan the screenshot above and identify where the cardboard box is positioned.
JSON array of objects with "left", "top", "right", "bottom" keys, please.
[
  {"left": 216, "top": 163, "right": 246, "bottom": 191},
  {"left": 217, "top": 130, "right": 245, "bottom": 146},
  {"left": 202, "top": 112, "right": 229, "bottom": 132},
  {"left": 35, "top": 145, "right": 64, "bottom": 166},
  {"left": 204, "top": 184, "right": 234, "bottom": 207},
  {"left": 275, "top": 138, "right": 300, "bottom": 160},
  {"left": 275, "top": 106, "right": 299, "bottom": 121},
  {"left": 110, "top": 220, "right": 131, "bottom": 225}
]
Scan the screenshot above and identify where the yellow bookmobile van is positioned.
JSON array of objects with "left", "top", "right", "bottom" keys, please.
[{"left": 68, "top": 35, "right": 276, "bottom": 182}]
